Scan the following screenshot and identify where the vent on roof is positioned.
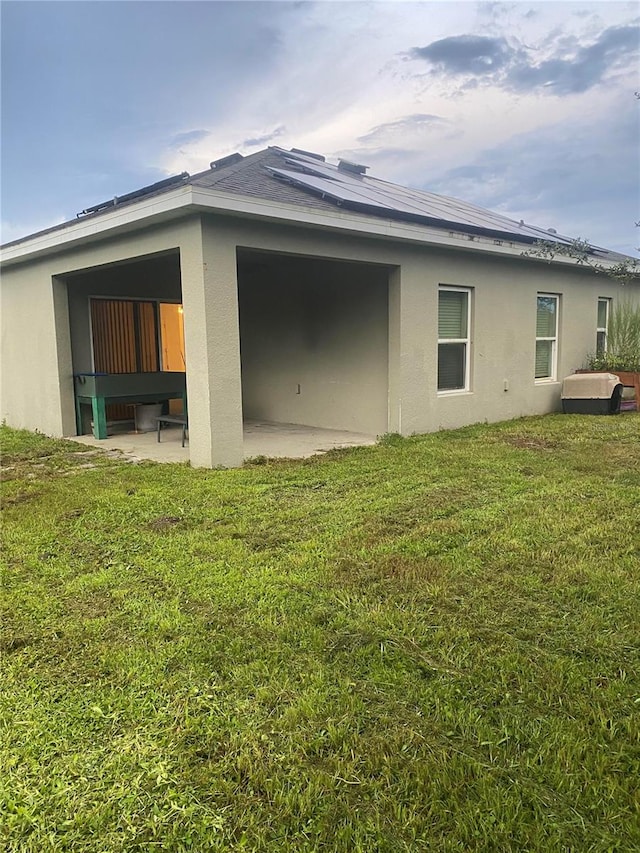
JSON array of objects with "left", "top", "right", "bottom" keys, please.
[
  {"left": 210, "top": 153, "right": 243, "bottom": 170},
  {"left": 77, "top": 172, "right": 190, "bottom": 217},
  {"left": 290, "top": 148, "right": 325, "bottom": 162},
  {"left": 338, "top": 159, "right": 368, "bottom": 175}
]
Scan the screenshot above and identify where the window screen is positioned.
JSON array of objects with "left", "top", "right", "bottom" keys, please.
[{"left": 438, "top": 288, "right": 470, "bottom": 391}]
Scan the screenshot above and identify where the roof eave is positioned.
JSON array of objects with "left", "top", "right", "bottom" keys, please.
[
  {"left": 188, "top": 188, "right": 622, "bottom": 268},
  {"left": 0, "top": 183, "right": 622, "bottom": 272},
  {"left": 0, "top": 185, "right": 195, "bottom": 268}
]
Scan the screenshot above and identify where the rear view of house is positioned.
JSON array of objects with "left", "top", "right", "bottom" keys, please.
[{"left": 1, "top": 147, "right": 638, "bottom": 467}]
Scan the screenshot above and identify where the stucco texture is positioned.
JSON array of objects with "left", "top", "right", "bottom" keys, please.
[{"left": 2, "top": 210, "right": 638, "bottom": 467}]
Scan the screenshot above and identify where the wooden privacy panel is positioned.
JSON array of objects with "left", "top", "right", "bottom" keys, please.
[
  {"left": 91, "top": 299, "right": 159, "bottom": 373},
  {"left": 138, "top": 301, "right": 159, "bottom": 372},
  {"left": 90, "top": 299, "right": 160, "bottom": 422},
  {"left": 91, "top": 300, "right": 137, "bottom": 373}
]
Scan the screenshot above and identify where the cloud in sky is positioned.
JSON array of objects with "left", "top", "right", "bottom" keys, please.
[
  {"left": 169, "top": 130, "right": 211, "bottom": 150},
  {"left": 408, "top": 22, "right": 640, "bottom": 95},
  {"left": 1, "top": 0, "right": 300, "bottom": 216},
  {"left": 508, "top": 23, "right": 639, "bottom": 94},
  {"left": 357, "top": 114, "right": 452, "bottom": 145},
  {"left": 241, "top": 126, "right": 286, "bottom": 148},
  {"left": 411, "top": 35, "right": 514, "bottom": 75},
  {"left": 427, "top": 97, "right": 639, "bottom": 253},
  {"left": 1, "top": 1, "right": 638, "bottom": 254}
]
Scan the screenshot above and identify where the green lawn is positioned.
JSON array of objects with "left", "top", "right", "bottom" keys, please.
[{"left": 2, "top": 415, "right": 639, "bottom": 852}]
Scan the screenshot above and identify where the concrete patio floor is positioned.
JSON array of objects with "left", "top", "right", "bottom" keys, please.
[{"left": 68, "top": 419, "right": 378, "bottom": 464}]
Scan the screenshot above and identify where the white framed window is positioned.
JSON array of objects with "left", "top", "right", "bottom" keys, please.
[
  {"left": 535, "top": 294, "right": 559, "bottom": 381},
  {"left": 438, "top": 286, "right": 471, "bottom": 392},
  {"left": 597, "top": 298, "right": 610, "bottom": 356}
]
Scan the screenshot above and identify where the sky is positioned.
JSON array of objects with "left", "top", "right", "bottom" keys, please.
[{"left": 1, "top": 0, "right": 639, "bottom": 254}]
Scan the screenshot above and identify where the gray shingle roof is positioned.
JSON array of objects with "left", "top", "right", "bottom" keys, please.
[
  {"left": 1, "top": 146, "right": 630, "bottom": 262},
  {"left": 190, "top": 148, "right": 341, "bottom": 214}
]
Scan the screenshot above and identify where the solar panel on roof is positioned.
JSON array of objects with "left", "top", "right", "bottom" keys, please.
[
  {"left": 282, "top": 156, "right": 349, "bottom": 182},
  {"left": 267, "top": 168, "right": 392, "bottom": 210},
  {"left": 278, "top": 160, "right": 445, "bottom": 218},
  {"left": 271, "top": 148, "right": 574, "bottom": 246},
  {"left": 280, "top": 150, "right": 490, "bottom": 226},
  {"left": 78, "top": 172, "right": 189, "bottom": 217},
  {"left": 270, "top": 165, "right": 526, "bottom": 237}
]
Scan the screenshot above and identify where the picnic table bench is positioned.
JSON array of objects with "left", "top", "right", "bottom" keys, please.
[
  {"left": 74, "top": 371, "right": 187, "bottom": 439},
  {"left": 156, "top": 414, "right": 189, "bottom": 447}
]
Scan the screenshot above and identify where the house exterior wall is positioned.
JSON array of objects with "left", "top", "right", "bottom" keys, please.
[
  {"left": 0, "top": 257, "right": 76, "bottom": 436},
  {"left": 2, "top": 206, "right": 638, "bottom": 468},
  {"left": 387, "top": 248, "right": 638, "bottom": 435},
  {"left": 203, "top": 214, "right": 639, "bottom": 439},
  {"left": 0, "top": 217, "right": 245, "bottom": 469},
  {"left": 238, "top": 255, "right": 389, "bottom": 434}
]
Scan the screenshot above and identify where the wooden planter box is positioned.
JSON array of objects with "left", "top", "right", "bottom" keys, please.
[{"left": 575, "top": 370, "right": 640, "bottom": 406}]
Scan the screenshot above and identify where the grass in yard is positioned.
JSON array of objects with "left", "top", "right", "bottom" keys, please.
[{"left": 1, "top": 415, "right": 639, "bottom": 852}]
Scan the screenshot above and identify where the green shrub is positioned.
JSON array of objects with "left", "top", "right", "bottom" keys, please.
[{"left": 588, "top": 297, "right": 640, "bottom": 372}]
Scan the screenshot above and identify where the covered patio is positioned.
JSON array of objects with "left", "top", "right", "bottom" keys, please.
[
  {"left": 68, "top": 419, "right": 378, "bottom": 463},
  {"left": 62, "top": 235, "right": 390, "bottom": 467}
]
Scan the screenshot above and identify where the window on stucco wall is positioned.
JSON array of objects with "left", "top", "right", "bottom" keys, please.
[
  {"left": 535, "top": 294, "right": 559, "bottom": 381},
  {"left": 438, "top": 286, "right": 471, "bottom": 392}
]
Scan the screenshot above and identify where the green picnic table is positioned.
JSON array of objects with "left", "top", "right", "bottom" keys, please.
[{"left": 74, "top": 372, "right": 187, "bottom": 439}]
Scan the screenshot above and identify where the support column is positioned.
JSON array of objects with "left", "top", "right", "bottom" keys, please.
[
  {"left": 387, "top": 255, "right": 439, "bottom": 437},
  {"left": 387, "top": 267, "right": 402, "bottom": 434},
  {"left": 52, "top": 276, "right": 77, "bottom": 437},
  {"left": 180, "top": 217, "right": 244, "bottom": 468}
]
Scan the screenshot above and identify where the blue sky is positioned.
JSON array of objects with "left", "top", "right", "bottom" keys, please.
[{"left": 1, "top": 0, "right": 638, "bottom": 254}]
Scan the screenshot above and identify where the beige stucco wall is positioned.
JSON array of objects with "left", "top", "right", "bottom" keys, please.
[
  {"left": 2, "top": 222, "right": 188, "bottom": 436},
  {"left": 0, "top": 257, "right": 76, "bottom": 437},
  {"left": 1, "top": 217, "right": 245, "bottom": 467},
  {"left": 391, "top": 249, "right": 636, "bottom": 435},
  {"left": 180, "top": 217, "right": 243, "bottom": 467},
  {"left": 238, "top": 254, "right": 389, "bottom": 434},
  {"left": 2, "top": 207, "right": 638, "bottom": 468},
  {"left": 205, "top": 215, "right": 639, "bottom": 439}
]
